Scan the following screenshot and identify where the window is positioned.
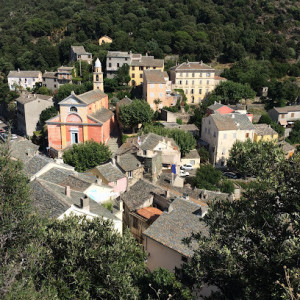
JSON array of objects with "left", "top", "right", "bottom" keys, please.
[
  {"left": 205, "top": 128, "right": 207, "bottom": 133},
  {"left": 54, "top": 84, "right": 57, "bottom": 88},
  {"left": 192, "top": 73, "right": 195, "bottom": 77},
  {"left": 281, "top": 114, "right": 285, "bottom": 119},
  {"left": 125, "top": 58, "right": 127, "bottom": 61},
  {"left": 208, "top": 128, "right": 210, "bottom": 134},
  {"left": 159, "top": 84, "right": 163, "bottom": 89},
  {"left": 186, "top": 80, "right": 188, "bottom": 85},
  {"left": 131, "top": 80, "right": 136, "bottom": 86},
  {"left": 132, "top": 66, "right": 135, "bottom": 70},
  {"left": 159, "top": 93, "right": 163, "bottom": 97},
  {"left": 143, "top": 150, "right": 147, "bottom": 155},
  {"left": 140, "top": 74, "right": 143, "bottom": 78},
  {"left": 199, "top": 89, "right": 202, "bottom": 94},
  {"left": 192, "top": 80, "right": 194, "bottom": 85},
  {"left": 54, "top": 78, "right": 57, "bottom": 82},
  {"left": 207, "top": 80, "right": 209, "bottom": 85},
  {"left": 132, "top": 217, "right": 138, "bottom": 228},
  {"left": 207, "top": 73, "right": 210, "bottom": 77},
  {"left": 153, "top": 67, "right": 156, "bottom": 69},
  {"left": 180, "top": 73, "right": 183, "bottom": 77},
  {"left": 233, "top": 133, "right": 236, "bottom": 139},
  {"left": 33, "top": 78, "right": 35, "bottom": 82},
  {"left": 182, "top": 256, "right": 188, "bottom": 263},
  {"left": 150, "top": 84, "right": 154, "bottom": 88},
  {"left": 246, "top": 133, "right": 249, "bottom": 138},
  {"left": 200, "top": 80, "right": 202, "bottom": 85},
  {"left": 213, "top": 132, "right": 216, "bottom": 137},
  {"left": 179, "top": 80, "right": 182, "bottom": 85},
  {"left": 206, "top": 88, "right": 209, "bottom": 93},
  {"left": 128, "top": 171, "right": 133, "bottom": 178},
  {"left": 117, "top": 63, "right": 120, "bottom": 67},
  {"left": 191, "top": 96, "right": 194, "bottom": 103},
  {"left": 139, "top": 66, "right": 143, "bottom": 70},
  {"left": 78, "top": 55, "right": 81, "bottom": 59},
  {"left": 109, "top": 63, "right": 112, "bottom": 67},
  {"left": 190, "top": 160, "right": 195, "bottom": 165},
  {"left": 185, "top": 89, "right": 188, "bottom": 94},
  {"left": 132, "top": 73, "right": 135, "bottom": 78},
  {"left": 223, "top": 133, "right": 227, "bottom": 139},
  {"left": 96, "top": 75, "right": 99, "bottom": 81},
  {"left": 291, "top": 113, "right": 295, "bottom": 117},
  {"left": 43, "top": 78, "right": 45, "bottom": 81},
  {"left": 109, "top": 58, "right": 111, "bottom": 60},
  {"left": 25, "top": 79, "right": 27, "bottom": 83},
  {"left": 191, "top": 89, "right": 194, "bottom": 94},
  {"left": 150, "top": 92, "right": 154, "bottom": 98},
  {"left": 70, "top": 106, "right": 77, "bottom": 112}
]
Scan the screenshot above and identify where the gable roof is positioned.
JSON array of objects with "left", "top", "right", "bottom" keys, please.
[
  {"left": 8, "top": 70, "right": 42, "bottom": 78},
  {"left": 137, "top": 206, "right": 163, "bottom": 220},
  {"left": 171, "top": 61, "right": 214, "bottom": 72},
  {"left": 270, "top": 105, "right": 300, "bottom": 114},
  {"left": 59, "top": 90, "right": 107, "bottom": 106},
  {"left": 89, "top": 108, "right": 113, "bottom": 124},
  {"left": 254, "top": 124, "right": 277, "bottom": 136},
  {"left": 210, "top": 113, "right": 255, "bottom": 131},
  {"left": 117, "top": 153, "right": 142, "bottom": 172},
  {"left": 121, "top": 179, "right": 164, "bottom": 211},
  {"left": 95, "top": 162, "right": 125, "bottom": 182},
  {"left": 143, "top": 198, "right": 208, "bottom": 257},
  {"left": 130, "top": 56, "right": 164, "bottom": 68},
  {"left": 144, "top": 70, "right": 166, "bottom": 84},
  {"left": 116, "top": 96, "right": 132, "bottom": 108},
  {"left": 183, "top": 149, "right": 200, "bottom": 159},
  {"left": 10, "top": 139, "right": 39, "bottom": 163},
  {"left": 71, "top": 45, "right": 91, "bottom": 55},
  {"left": 24, "top": 155, "right": 52, "bottom": 177},
  {"left": 107, "top": 51, "right": 131, "bottom": 58},
  {"left": 16, "top": 93, "right": 53, "bottom": 105}
]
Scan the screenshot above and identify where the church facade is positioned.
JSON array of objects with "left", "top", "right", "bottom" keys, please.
[{"left": 46, "top": 59, "right": 114, "bottom": 155}]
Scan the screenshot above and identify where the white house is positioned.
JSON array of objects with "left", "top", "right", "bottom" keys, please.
[{"left": 8, "top": 69, "right": 42, "bottom": 91}]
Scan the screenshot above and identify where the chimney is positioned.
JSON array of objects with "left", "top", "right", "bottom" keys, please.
[
  {"left": 17, "top": 68, "right": 20, "bottom": 72},
  {"left": 65, "top": 185, "right": 71, "bottom": 198},
  {"left": 96, "top": 177, "right": 102, "bottom": 185},
  {"left": 119, "top": 199, "right": 123, "bottom": 212},
  {"left": 71, "top": 90, "right": 75, "bottom": 95},
  {"left": 112, "top": 158, "right": 116, "bottom": 166},
  {"left": 231, "top": 114, "right": 235, "bottom": 118},
  {"left": 116, "top": 155, "right": 121, "bottom": 163},
  {"left": 25, "top": 149, "right": 33, "bottom": 157},
  {"left": 165, "top": 190, "right": 170, "bottom": 198},
  {"left": 80, "top": 196, "right": 90, "bottom": 211},
  {"left": 200, "top": 60, "right": 203, "bottom": 65}
]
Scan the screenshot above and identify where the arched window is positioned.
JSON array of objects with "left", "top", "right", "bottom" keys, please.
[
  {"left": 70, "top": 106, "right": 77, "bottom": 112},
  {"left": 96, "top": 75, "right": 99, "bottom": 81}
]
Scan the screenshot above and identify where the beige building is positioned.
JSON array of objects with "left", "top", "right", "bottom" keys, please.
[
  {"left": 170, "top": 61, "right": 215, "bottom": 104},
  {"left": 130, "top": 54, "right": 164, "bottom": 86},
  {"left": 268, "top": 105, "right": 300, "bottom": 127},
  {"left": 143, "top": 70, "right": 175, "bottom": 110},
  {"left": 99, "top": 35, "right": 112, "bottom": 45},
  {"left": 181, "top": 149, "right": 200, "bottom": 169},
  {"left": 201, "top": 113, "right": 255, "bottom": 166},
  {"left": 16, "top": 92, "right": 54, "bottom": 136}
]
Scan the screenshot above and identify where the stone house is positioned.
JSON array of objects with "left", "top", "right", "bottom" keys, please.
[
  {"left": 121, "top": 179, "right": 172, "bottom": 242},
  {"left": 254, "top": 124, "right": 278, "bottom": 142},
  {"left": 106, "top": 51, "right": 131, "bottom": 78},
  {"left": 46, "top": 89, "right": 114, "bottom": 156},
  {"left": 161, "top": 122, "right": 200, "bottom": 137},
  {"left": 16, "top": 92, "right": 54, "bottom": 136},
  {"left": 143, "top": 69, "right": 175, "bottom": 110},
  {"left": 115, "top": 153, "right": 144, "bottom": 187},
  {"left": 99, "top": 35, "right": 112, "bottom": 45},
  {"left": 8, "top": 69, "right": 42, "bottom": 91},
  {"left": 170, "top": 61, "right": 215, "bottom": 104},
  {"left": 180, "top": 149, "right": 200, "bottom": 169},
  {"left": 89, "top": 161, "right": 127, "bottom": 195},
  {"left": 70, "top": 46, "right": 92, "bottom": 64},
  {"left": 201, "top": 113, "right": 255, "bottom": 166},
  {"left": 268, "top": 105, "right": 300, "bottom": 127}
]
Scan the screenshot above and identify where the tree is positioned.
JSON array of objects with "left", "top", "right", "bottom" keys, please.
[
  {"left": 182, "top": 153, "right": 300, "bottom": 299},
  {"left": 119, "top": 100, "right": 153, "bottom": 131},
  {"left": 190, "top": 164, "right": 234, "bottom": 194},
  {"left": 63, "top": 141, "right": 111, "bottom": 172},
  {"left": 36, "top": 86, "right": 52, "bottom": 96},
  {"left": 115, "top": 64, "right": 130, "bottom": 86},
  {"left": 39, "top": 106, "right": 58, "bottom": 127},
  {"left": 258, "top": 114, "right": 272, "bottom": 125},
  {"left": 286, "top": 120, "right": 300, "bottom": 144},
  {"left": 227, "top": 140, "right": 284, "bottom": 177},
  {"left": 198, "top": 147, "right": 209, "bottom": 164},
  {"left": 142, "top": 124, "right": 196, "bottom": 156}
]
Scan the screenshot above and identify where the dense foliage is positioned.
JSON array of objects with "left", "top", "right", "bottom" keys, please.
[
  {"left": 63, "top": 141, "right": 111, "bottom": 172},
  {"left": 119, "top": 99, "right": 153, "bottom": 130},
  {"left": 227, "top": 139, "right": 285, "bottom": 177},
  {"left": 286, "top": 120, "right": 300, "bottom": 144},
  {"left": 142, "top": 124, "right": 196, "bottom": 156},
  {"left": 189, "top": 164, "right": 235, "bottom": 194},
  {"left": 39, "top": 106, "right": 58, "bottom": 127},
  {"left": 182, "top": 153, "right": 300, "bottom": 299}
]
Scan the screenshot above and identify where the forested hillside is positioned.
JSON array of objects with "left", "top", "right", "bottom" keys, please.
[{"left": 0, "top": 0, "right": 299, "bottom": 73}]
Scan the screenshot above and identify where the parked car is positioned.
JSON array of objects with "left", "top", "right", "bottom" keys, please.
[
  {"left": 0, "top": 128, "right": 5, "bottom": 133},
  {"left": 11, "top": 134, "right": 18, "bottom": 140},
  {"left": 180, "top": 170, "right": 189, "bottom": 177},
  {"left": 223, "top": 172, "right": 238, "bottom": 179},
  {"left": 180, "top": 164, "right": 193, "bottom": 170}
]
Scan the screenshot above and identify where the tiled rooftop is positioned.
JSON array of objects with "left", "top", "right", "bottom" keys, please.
[
  {"left": 95, "top": 162, "right": 125, "bottom": 182},
  {"left": 8, "top": 70, "right": 42, "bottom": 78},
  {"left": 117, "top": 153, "right": 141, "bottom": 172}
]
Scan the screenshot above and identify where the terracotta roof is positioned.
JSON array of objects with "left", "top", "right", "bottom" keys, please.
[
  {"left": 144, "top": 70, "right": 166, "bottom": 84},
  {"left": 137, "top": 206, "right": 163, "bottom": 220},
  {"left": 89, "top": 108, "right": 113, "bottom": 124},
  {"left": 271, "top": 105, "right": 300, "bottom": 114},
  {"left": 171, "top": 61, "right": 214, "bottom": 71},
  {"left": 254, "top": 124, "right": 277, "bottom": 136},
  {"left": 8, "top": 70, "right": 42, "bottom": 78},
  {"left": 131, "top": 56, "right": 164, "bottom": 68}
]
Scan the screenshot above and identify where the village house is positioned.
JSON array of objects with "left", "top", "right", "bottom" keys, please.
[
  {"left": 170, "top": 61, "right": 215, "bottom": 104},
  {"left": 143, "top": 69, "right": 174, "bottom": 110},
  {"left": 42, "top": 66, "right": 75, "bottom": 91},
  {"left": 180, "top": 149, "right": 200, "bottom": 169},
  {"left": 268, "top": 105, "right": 300, "bottom": 127},
  {"left": 70, "top": 45, "right": 93, "bottom": 64},
  {"left": 115, "top": 153, "right": 144, "bottom": 187},
  {"left": 16, "top": 92, "right": 54, "bottom": 136},
  {"left": 46, "top": 88, "right": 114, "bottom": 157},
  {"left": 8, "top": 69, "right": 42, "bottom": 91},
  {"left": 99, "top": 35, "right": 112, "bottom": 45},
  {"left": 254, "top": 124, "right": 278, "bottom": 142},
  {"left": 214, "top": 75, "right": 227, "bottom": 87},
  {"left": 106, "top": 51, "right": 131, "bottom": 78},
  {"left": 121, "top": 179, "right": 172, "bottom": 242},
  {"left": 130, "top": 54, "right": 164, "bottom": 87},
  {"left": 89, "top": 161, "right": 127, "bottom": 195},
  {"left": 201, "top": 113, "right": 255, "bottom": 166},
  {"left": 161, "top": 122, "right": 200, "bottom": 137}
]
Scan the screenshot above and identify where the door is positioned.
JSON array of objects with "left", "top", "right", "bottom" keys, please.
[{"left": 71, "top": 132, "right": 78, "bottom": 144}]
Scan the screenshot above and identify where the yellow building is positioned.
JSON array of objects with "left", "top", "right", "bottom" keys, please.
[
  {"left": 169, "top": 61, "right": 215, "bottom": 104},
  {"left": 99, "top": 35, "right": 112, "bottom": 45},
  {"left": 254, "top": 124, "right": 278, "bottom": 142},
  {"left": 129, "top": 54, "right": 164, "bottom": 86}
]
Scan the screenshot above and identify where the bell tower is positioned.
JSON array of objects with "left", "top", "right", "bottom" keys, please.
[{"left": 93, "top": 58, "right": 103, "bottom": 92}]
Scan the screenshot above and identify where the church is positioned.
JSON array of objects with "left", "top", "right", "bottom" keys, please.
[{"left": 46, "top": 58, "right": 115, "bottom": 157}]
